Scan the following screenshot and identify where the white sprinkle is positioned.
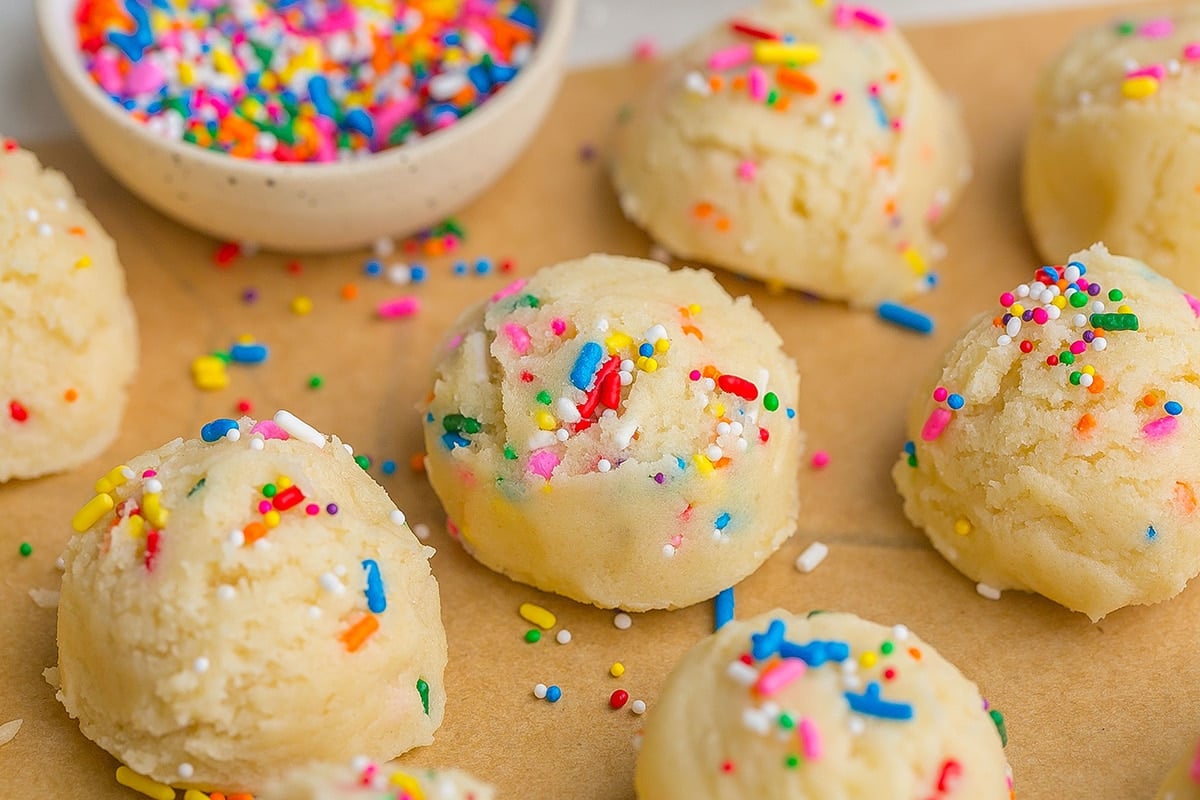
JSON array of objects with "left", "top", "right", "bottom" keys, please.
[
  {"left": 556, "top": 629, "right": 572, "bottom": 645},
  {"left": 1078, "top": 90, "right": 1092, "bottom": 106},
  {"left": 705, "top": 444, "right": 723, "bottom": 461},
  {"left": 555, "top": 428, "right": 570, "bottom": 442},
  {"left": 1093, "top": 337, "right": 1107, "bottom": 351},
  {"left": 193, "top": 657, "right": 210, "bottom": 673},
  {"left": 28, "top": 588, "right": 59, "bottom": 608},
  {"left": 1091, "top": 300, "right": 1105, "bottom": 313},
  {"left": 892, "top": 624, "right": 909, "bottom": 641},
  {"left": 177, "top": 763, "right": 194, "bottom": 779},
  {"left": 716, "top": 421, "right": 731, "bottom": 436},
  {"left": 1073, "top": 313, "right": 1087, "bottom": 327},
  {"left": 555, "top": 397, "right": 582, "bottom": 424},
  {"left": 662, "top": 544, "right": 676, "bottom": 558},
  {"left": 54, "top": 198, "right": 68, "bottom": 211},
  {"left": 630, "top": 700, "right": 646, "bottom": 715},
  {"left": 742, "top": 708, "right": 770, "bottom": 734},
  {"left": 596, "top": 318, "right": 610, "bottom": 332},
  {"left": 614, "top": 421, "right": 638, "bottom": 450},
  {"left": 1005, "top": 316, "right": 1021, "bottom": 337},
  {"left": 726, "top": 660, "right": 758, "bottom": 686},
  {"left": 334, "top": 564, "right": 347, "bottom": 577},
  {"left": 643, "top": 324, "right": 668, "bottom": 344},
  {"left": 819, "top": 110, "right": 836, "bottom": 128},
  {"left": 413, "top": 523, "right": 431, "bottom": 541},
  {"left": 249, "top": 436, "right": 265, "bottom": 451},
  {"left": 976, "top": 582, "right": 1002, "bottom": 601},
  {"left": 794, "top": 541, "right": 829, "bottom": 573},
  {"left": 996, "top": 334, "right": 1012, "bottom": 346},
  {"left": 730, "top": 421, "right": 744, "bottom": 436},
  {"left": 274, "top": 410, "right": 326, "bottom": 447},
  {"left": 253, "top": 538, "right": 271, "bottom": 552},
  {"left": 1064, "top": 265, "right": 1080, "bottom": 281},
  {"left": 596, "top": 459, "right": 612, "bottom": 473},
  {"left": 216, "top": 584, "right": 236, "bottom": 601},
  {"left": 1045, "top": 305, "right": 1061, "bottom": 320},
  {"left": 840, "top": 658, "right": 858, "bottom": 674},
  {"left": 351, "top": 754, "right": 371, "bottom": 772},
  {"left": 224, "top": 427, "right": 241, "bottom": 442},
  {"left": 343, "top": 442, "right": 355, "bottom": 456},
  {"left": 527, "top": 430, "right": 557, "bottom": 450},
  {"left": 308, "top": 605, "right": 322, "bottom": 619},
  {"left": 0, "top": 719, "right": 22, "bottom": 747},
  {"left": 848, "top": 717, "right": 865, "bottom": 735},
  {"left": 1079, "top": 374, "right": 1094, "bottom": 387},
  {"left": 25, "top": 208, "right": 38, "bottom": 222},
  {"left": 227, "top": 529, "right": 245, "bottom": 547},
  {"left": 387, "top": 264, "right": 411, "bottom": 284},
  {"left": 684, "top": 70, "right": 711, "bottom": 96},
  {"left": 319, "top": 573, "right": 345, "bottom": 594},
  {"left": 373, "top": 237, "right": 395, "bottom": 257},
  {"left": 842, "top": 673, "right": 862, "bottom": 691},
  {"left": 144, "top": 478, "right": 163, "bottom": 494},
  {"left": 613, "top": 612, "right": 633, "bottom": 630},
  {"left": 55, "top": 556, "right": 65, "bottom": 570},
  {"left": 701, "top": 377, "right": 717, "bottom": 392},
  {"left": 533, "top": 683, "right": 548, "bottom": 699},
  {"left": 390, "top": 509, "right": 407, "bottom": 526}
]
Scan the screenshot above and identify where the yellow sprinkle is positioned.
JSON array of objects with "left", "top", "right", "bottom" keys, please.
[
  {"left": 686, "top": 304, "right": 702, "bottom": 316},
  {"left": 753, "top": 41, "right": 821, "bottom": 65},
  {"left": 953, "top": 518, "right": 971, "bottom": 536},
  {"left": 178, "top": 61, "right": 195, "bottom": 86},
  {"left": 1082, "top": 365, "right": 1095, "bottom": 375},
  {"left": 72, "top": 493, "right": 115, "bottom": 532},
  {"left": 693, "top": 453, "right": 715, "bottom": 476},
  {"left": 708, "top": 402, "right": 726, "bottom": 418},
  {"left": 1009, "top": 304, "right": 1024, "bottom": 316},
  {"left": 263, "top": 510, "right": 281, "bottom": 528},
  {"left": 1051, "top": 295, "right": 1068, "bottom": 309},
  {"left": 519, "top": 602, "right": 557, "bottom": 629},
  {"left": 859, "top": 651, "right": 878, "bottom": 668},
  {"left": 605, "top": 331, "right": 633, "bottom": 353},
  {"left": 183, "top": 791, "right": 210, "bottom": 800},
  {"left": 610, "top": 661, "right": 625, "bottom": 677},
  {"left": 212, "top": 49, "right": 240, "bottom": 76},
  {"left": 191, "top": 355, "right": 229, "bottom": 391},
  {"left": 74, "top": 255, "right": 92, "bottom": 269},
  {"left": 1117, "top": 304, "right": 1132, "bottom": 314},
  {"left": 126, "top": 514, "right": 145, "bottom": 539},
  {"left": 142, "top": 493, "right": 168, "bottom": 529},
  {"left": 1122, "top": 76, "right": 1159, "bottom": 99},
  {"left": 902, "top": 246, "right": 927, "bottom": 276},
  {"left": 94, "top": 464, "right": 130, "bottom": 494},
  {"left": 259, "top": 72, "right": 278, "bottom": 91},
  {"left": 638, "top": 356, "right": 658, "bottom": 373},
  {"left": 654, "top": 338, "right": 670, "bottom": 354},
  {"left": 389, "top": 772, "right": 426, "bottom": 800},
  {"left": 291, "top": 295, "right": 314, "bottom": 315},
  {"left": 115, "top": 766, "right": 175, "bottom": 800},
  {"left": 276, "top": 476, "right": 293, "bottom": 490},
  {"left": 535, "top": 410, "right": 557, "bottom": 431},
  {"left": 237, "top": 333, "right": 256, "bottom": 344},
  {"left": 766, "top": 279, "right": 786, "bottom": 295}
]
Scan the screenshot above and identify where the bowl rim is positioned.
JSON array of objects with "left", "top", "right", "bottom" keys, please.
[{"left": 36, "top": 0, "right": 576, "bottom": 177}]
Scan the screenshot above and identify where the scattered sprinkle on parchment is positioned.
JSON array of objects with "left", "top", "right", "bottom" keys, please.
[{"left": 0, "top": 719, "right": 22, "bottom": 747}]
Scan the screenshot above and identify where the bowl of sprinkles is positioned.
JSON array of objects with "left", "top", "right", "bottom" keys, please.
[{"left": 36, "top": 0, "right": 576, "bottom": 252}]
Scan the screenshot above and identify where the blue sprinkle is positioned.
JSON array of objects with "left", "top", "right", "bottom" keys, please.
[
  {"left": 947, "top": 394, "right": 965, "bottom": 410},
  {"left": 714, "top": 512, "right": 731, "bottom": 531},
  {"left": 425, "top": 412, "right": 435, "bottom": 423},
  {"left": 474, "top": 259, "right": 492, "bottom": 275},
  {"left": 307, "top": 75, "right": 338, "bottom": 119},
  {"left": 364, "top": 259, "right": 383, "bottom": 276},
  {"left": 1043, "top": 266, "right": 1060, "bottom": 281},
  {"left": 488, "top": 63, "right": 519, "bottom": 83},
  {"left": 362, "top": 559, "right": 387, "bottom": 613},
  {"left": 675, "top": 456, "right": 686, "bottom": 471},
  {"left": 714, "top": 587, "right": 735, "bottom": 631},
  {"left": 868, "top": 94, "right": 889, "bottom": 128},
  {"left": 638, "top": 342, "right": 654, "bottom": 358},
  {"left": 1166, "top": 401, "right": 1183, "bottom": 416},
  {"left": 925, "top": 272, "right": 939, "bottom": 287},
  {"left": 453, "top": 261, "right": 468, "bottom": 275},
  {"left": 200, "top": 418, "right": 238, "bottom": 443},
  {"left": 844, "top": 681, "right": 914, "bottom": 720},
  {"left": 1147, "top": 524, "right": 1158, "bottom": 541},
  {"left": 779, "top": 639, "right": 851, "bottom": 667},
  {"left": 381, "top": 460, "right": 397, "bottom": 475},
  {"left": 877, "top": 302, "right": 934, "bottom": 335},
  {"left": 786, "top": 408, "right": 796, "bottom": 419},
  {"left": 509, "top": 3, "right": 538, "bottom": 28},
  {"left": 1066, "top": 260, "right": 1087, "bottom": 276},
  {"left": 341, "top": 108, "right": 374, "bottom": 138},
  {"left": 467, "top": 64, "right": 493, "bottom": 93},
  {"left": 442, "top": 432, "right": 470, "bottom": 450},
  {"left": 410, "top": 264, "right": 427, "bottom": 283},
  {"left": 545, "top": 685, "right": 562, "bottom": 703},
  {"left": 229, "top": 342, "right": 269, "bottom": 364},
  {"left": 570, "top": 342, "right": 604, "bottom": 390},
  {"left": 751, "top": 619, "right": 786, "bottom": 661},
  {"left": 903, "top": 440, "right": 916, "bottom": 455}
]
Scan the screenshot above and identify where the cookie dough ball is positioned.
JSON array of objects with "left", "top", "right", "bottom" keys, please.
[
  {"left": 1158, "top": 739, "right": 1200, "bottom": 800},
  {"left": 1024, "top": 10, "right": 1200, "bottom": 291},
  {"left": 423, "top": 255, "right": 802, "bottom": 610},
  {"left": 635, "top": 610, "right": 1011, "bottom": 800},
  {"left": 0, "top": 143, "right": 137, "bottom": 481},
  {"left": 610, "top": 0, "right": 970, "bottom": 306},
  {"left": 894, "top": 244, "right": 1200, "bottom": 619},
  {"left": 262, "top": 760, "right": 493, "bottom": 800},
  {"left": 56, "top": 412, "right": 447, "bottom": 792}
]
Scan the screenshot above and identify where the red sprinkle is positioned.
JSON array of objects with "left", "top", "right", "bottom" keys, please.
[
  {"left": 1019, "top": 340, "right": 1034, "bottom": 353},
  {"left": 731, "top": 19, "right": 780, "bottom": 39},
  {"left": 144, "top": 530, "right": 161, "bottom": 571},
  {"left": 272, "top": 485, "right": 306, "bottom": 511},
  {"left": 236, "top": 399, "right": 253, "bottom": 413},
  {"left": 213, "top": 241, "right": 241, "bottom": 266},
  {"left": 8, "top": 400, "right": 28, "bottom": 422},
  {"left": 937, "top": 760, "right": 962, "bottom": 793},
  {"left": 717, "top": 374, "right": 758, "bottom": 401},
  {"left": 520, "top": 371, "right": 535, "bottom": 383},
  {"left": 758, "top": 427, "right": 770, "bottom": 443},
  {"left": 599, "top": 371, "right": 622, "bottom": 410},
  {"left": 720, "top": 760, "right": 736, "bottom": 773},
  {"left": 609, "top": 689, "right": 629, "bottom": 709}
]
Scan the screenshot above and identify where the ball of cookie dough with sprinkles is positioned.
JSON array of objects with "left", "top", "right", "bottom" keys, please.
[
  {"left": 422, "top": 254, "right": 803, "bottom": 610},
  {"left": 55, "top": 411, "right": 446, "bottom": 793},
  {"left": 0, "top": 141, "right": 137, "bottom": 482},
  {"left": 894, "top": 243, "right": 1200, "bottom": 619},
  {"left": 609, "top": 0, "right": 970, "bottom": 306},
  {"left": 261, "top": 759, "right": 493, "bottom": 800},
  {"left": 1157, "top": 737, "right": 1200, "bottom": 800},
  {"left": 1024, "top": 9, "right": 1200, "bottom": 291},
  {"left": 635, "top": 610, "right": 1011, "bottom": 800}
]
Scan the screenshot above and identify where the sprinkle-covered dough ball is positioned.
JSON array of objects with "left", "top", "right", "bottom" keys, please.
[
  {"left": 894, "top": 244, "right": 1200, "bottom": 619},
  {"left": 261, "top": 760, "right": 494, "bottom": 800},
  {"left": 422, "top": 255, "right": 802, "bottom": 610},
  {"left": 0, "top": 143, "right": 137, "bottom": 481},
  {"left": 635, "top": 610, "right": 1011, "bottom": 800},
  {"left": 610, "top": 0, "right": 970, "bottom": 306},
  {"left": 1158, "top": 739, "right": 1200, "bottom": 800},
  {"left": 1024, "top": 10, "right": 1200, "bottom": 291},
  {"left": 56, "top": 413, "right": 447, "bottom": 792}
]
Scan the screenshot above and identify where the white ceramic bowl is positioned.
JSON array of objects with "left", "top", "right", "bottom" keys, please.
[{"left": 37, "top": 0, "right": 575, "bottom": 252}]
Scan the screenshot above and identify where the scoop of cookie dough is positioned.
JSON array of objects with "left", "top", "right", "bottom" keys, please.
[
  {"left": 261, "top": 760, "right": 494, "bottom": 800},
  {"left": 0, "top": 142, "right": 137, "bottom": 481},
  {"left": 1158, "top": 739, "right": 1200, "bottom": 800},
  {"left": 1024, "top": 9, "right": 1200, "bottom": 291},
  {"left": 55, "top": 413, "right": 446, "bottom": 792},
  {"left": 894, "top": 244, "right": 1200, "bottom": 619},
  {"left": 610, "top": 0, "right": 970, "bottom": 306},
  {"left": 635, "top": 610, "right": 1011, "bottom": 800},
  {"left": 422, "top": 255, "right": 803, "bottom": 610}
]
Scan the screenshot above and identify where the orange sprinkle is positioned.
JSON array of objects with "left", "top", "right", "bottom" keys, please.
[
  {"left": 709, "top": 75, "right": 724, "bottom": 92},
  {"left": 887, "top": 70, "right": 901, "bottom": 82},
  {"left": 776, "top": 67, "right": 817, "bottom": 94},
  {"left": 693, "top": 201, "right": 714, "bottom": 220},
  {"left": 210, "top": 794, "right": 226, "bottom": 800},
  {"left": 340, "top": 283, "right": 359, "bottom": 300},
  {"left": 715, "top": 217, "right": 731, "bottom": 232},
  {"left": 243, "top": 521, "right": 268, "bottom": 546},
  {"left": 1087, "top": 375, "right": 1105, "bottom": 394},
  {"left": 410, "top": 453, "right": 426, "bottom": 473},
  {"left": 340, "top": 614, "right": 380, "bottom": 652},
  {"left": 1075, "top": 413, "right": 1096, "bottom": 435},
  {"left": 681, "top": 324, "right": 704, "bottom": 340},
  {"left": 773, "top": 96, "right": 791, "bottom": 112},
  {"left": 1176, "top": 482, "right": 1197, "bottom": 514},
  {"left": 702, "top": 365, "right": 720, "bottom": 378},
  {"left": 908, "top": 647, "right": 922, "bottom": 661},
  {"left": 67, "top": 225, "right": 87, "bottom": 237},
  {"left": 1143, "top": 393, "right": 1159, "bottom": 407},
  {"left": 227, "top": 795, "right": 253, "bottom": 800},
  {"left": 731, "top": 76, "right": 747, "bottom": 91},
  {"left": 424, "top": 238, "right": 445, "bottom": 257},
  {"left": 63, "top": 388, "right": 78, "bottom": 402},
  {"left": 714, "top": 457, "right": 732, "bottom": 469},
  {"left": 883, "top": 198, "right": 897, "bottom": 216}
]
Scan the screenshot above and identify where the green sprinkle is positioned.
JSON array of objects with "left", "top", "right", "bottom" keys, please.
[
  {"left": 355, "top": 455, "right": 371, "bottom": 470},
  {"left": 524, "top": 629, "right": 541, "bottom": 643},
  {"left": 1069, "top": 291, "right": 1089, "bottom": 308},
  {"left": 784, "top": 754, "right": 800, "bottom": 769},
  {"left": 1116, "top": 20, "right": 1135, "bottom": 35},
  {"left": 1069, "top": 371, "right": 1082, "bottom": 385},
  {"left": 212, "top": 350, "right": 232, "bottom": 364},
  {"left": 907, "top": 454, "right": 918, "bottom": 468},
  {"left": 444, "top": 414, "right": 482, "bottom": 434},
  {"left": 763, "top": 392, "right": 779, "bottom": 412},
  {"left": 1090, "top": 312, "right": 1139, "bottom": 331},
  {"left": 806, "top": 609, "right": 828, "bottom": 618},
  {"left": 417, "top": 678, "right": 430, "bottom": 715},
  {"left": 1108, "top": 288, "right": 1124, "bottom": 301},
  {"left": 18, "top": 542, "right": 32, "bottom": 557},
  {"left": 1059, "top": 352, "right": 1075, "bottom": 365},
  {"left": 536, "top": 391, "right": 552, "bottom": 405},
  {"left": 880, "top": 641, "right": 894, "bottom": 655},
  {"left": 187, "top": 477, "right": 206, "bottom": 497},
  {"left": 262, "top": 483, "right": 278, "bottom": 498},
  {"left": 503, "top": 444, "right": 517, "bottom": 460},
  {"left": 778, "top": 713, "right": 795, "bottom": 730},
  {"left": 990, "top": 708, "right": 1008, "bottom": 747},
  {"left": 308, "top": 375, "right": 323, "bottom": 389},
  {"left": 513, "top": 294, "right": 541, "bottom": 309},
  {"left": 766, "top": 89, "right": 779, "bottom": 106}
]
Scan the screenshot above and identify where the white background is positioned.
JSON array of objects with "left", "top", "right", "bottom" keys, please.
[{"left": 2, "top": 0, "right": 1113, "bottom": 141}]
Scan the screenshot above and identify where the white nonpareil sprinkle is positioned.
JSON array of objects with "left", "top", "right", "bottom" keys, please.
[
  {"left": 556, "top": 629, "right": 572, "bottom": 645},
  {"left": 848, "top": 717, "right": 865, "bottom": 735},
  {"left": 892, "top": 624, "right": 910, "bottom": 641},
  {"left": 249, "top": 436, "right": 265, "bottom": 451},
  {"left": 794, "top": 542, "right": 829, "bottom": 574},
  {"left": 0, "top": 719, "right": 22, "bottom": 747},
  {"left": 613, "top": 612, "right": 633, "bottom": 630},
  {"left": 976, "top": 582, "right": 1002, "bottom": 601},
  {"left": 227, "top": 529, "right": 245, "bottom": 547},
  {"left": 742, "top": 708, "right": 770, "bottom": 735},
  {"left": 533, "top": 683, "right": 548, "bottom": 699},
  {"left": 177, "top": 763, "right": 194, "bottom": 779},
  {"left": 216, "top": 584, "right": 236, "bottom": 601},
  {"left": 726, "top": 660, "right": 758, "bottom": 686},
  {"left": 319, "top": 573, "right": 345, "bottom": 594},
  {"left": 224, "top": 427, "right": 241, "bottom": 442},
  {"left": 144, "top": 478, "right": 163, "bottom": 494},
  {"left": 630, "top": 700, "right": 646, "bottom": 715},
  {"left": 390, "top": 509, "right": 407, "bottom": 526},
  {"left": 661, "top": 544, "right": 676, "bottom": 558},
  {"left": 351, "top": 754, "right": 371, "bottom": 772},
  {"left": 193, "top": 657, "right": 210, "bottom": 673},
  {"left": 596, "top": 459, "right": 612, "bottom": 473},
  {"left": 273, "top": 409, "right": 326, "bottom": 447}
]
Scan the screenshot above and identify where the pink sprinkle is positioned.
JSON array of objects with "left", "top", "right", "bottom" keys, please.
[
  {"left": 527, "top": 449, "right": 560, "bottom": 479},
  {"left": 124, "top": 59, "right": 166, "bottom": 95},
  {"left": 1184, "top": 292, "right": 1200, "bottom": 317},
  {"left": 832, "top": 3, "right": 856, "bottom": 28},
  {"left": 799, "top": 717, "right": 823, "bottom": 760},
  {"left": 491, "top": 278, "right": 527, "bottom": 303},
  {"left": 811, "top": 450, "right": 830, "bottom": 469},
  {"left": 305, "top": 504, "right": 320, "bottom": 515},
  {"left": 258, "top": 500, "right": 272, "bottom": 513},
  {"left": 377, "top": 296, "right": 421, "bottom": 319},
  {"left": 831, "top": 91, "right": 846, "bottom": 105},
  {"left": 633, "top": 36, "right": 659, "bottom": 61},
  {"left": 737, "top": 160, "right": 758, "bottom": 182},
  {"left": 141, "top": 469, "right": 157, "bottom": 478},
  {"left": 1126, "top": 64, "right": 1166, "bottom": 80},
  {"left": 443, "top": 235, "right": 459, "bottom": 252},
  {"left": 1032, "top": 307, "right": 1049, "bottom": 325},
  {"left": 1143, "top": 416, "right": 1179, "bottom": 439},
  {"left": 891, "top": 118, "right": 904, "bottom": 131},
  {"left": 932, "top": 386, "right": 949, "bottom": 402},
  {"left": 503, "top": 322, "right": 532, "bottom": 355},
  {"left": 550, "top": 318, "right": 567, "bottom": 335},
  {"left": 1140, "top": 18, "right": 1174, "bottom": 38},
  {"left": 446, "top": 333, "right": 464, "bottom": 351},
  {"left": 1184, "top": 43, "right": 1200, "bottom": 62},
  {"left": 754, "top": 658, "right": 806, "bottom": 697},
  {"left": 669, "top": 534, "right": 683, "bottom": 547},
  {"left": 689, "top": 370, "right": 702, "bottom": 381},
  {"left": 921, "top": 408, "right": 953, "bottom": 442},
  {"left": 748, "top": 66, "right": 768, "bottom": 101},
  {"left": 92, "top": 51, "right": 124, "bottom": 94},
  {"left": 1069, "top": 340, "right": 1087, "bottom": 355},
  {"left": 999, "top": 292, "right": 1015, "bottom": 307},
  {"left": 250, "top": 420, "right": 289, "bottom": 440},
  {"left": 854, "top": 6, "right": 891, "bottom": 29},
  {"left": 707, "top": 44, "right": 752, "bottom": 71}
]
